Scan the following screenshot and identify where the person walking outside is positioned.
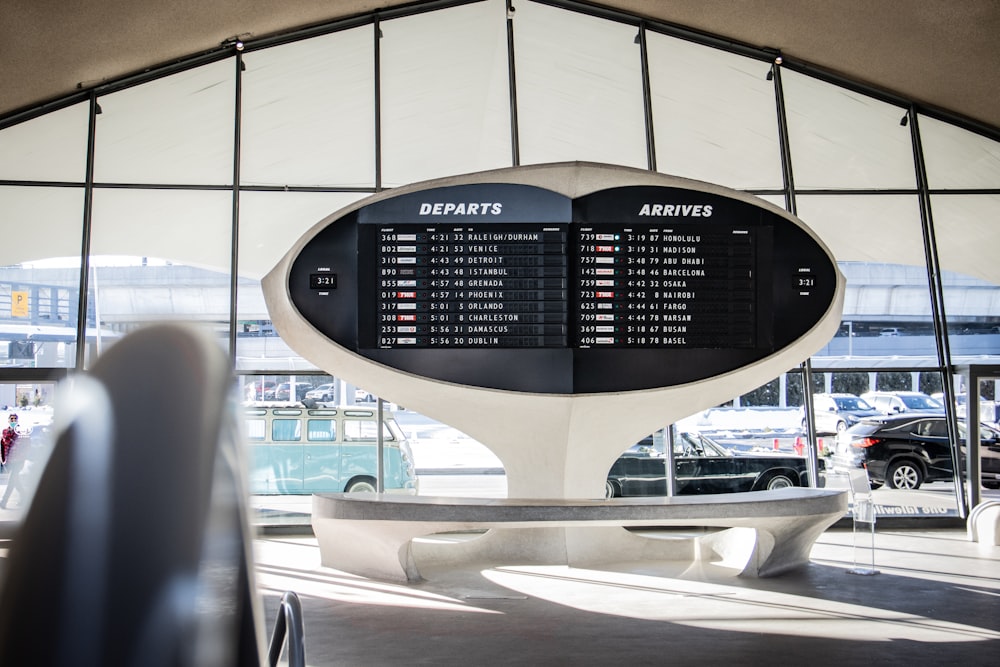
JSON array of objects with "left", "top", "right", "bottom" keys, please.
[
  {"left": 1, "top": 413, "right": 18, "bottom": 471},
  {"left": 1, "top": 413, "right": 23, "bottom": 508}
]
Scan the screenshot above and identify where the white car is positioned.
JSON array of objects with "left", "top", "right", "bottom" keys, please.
[
  {"left": 305, "top": 383, "right": 337, "bottom": 402},
  {"left": 355, "top": 389, "right": 376, "bottom": 403}
]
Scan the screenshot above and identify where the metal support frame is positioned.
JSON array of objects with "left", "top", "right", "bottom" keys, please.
[{"left": 953, "top": 364, "right": 1000, "bottom": 514}]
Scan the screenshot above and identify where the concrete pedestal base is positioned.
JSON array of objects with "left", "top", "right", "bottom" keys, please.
[{"left": 312, "top": 489, "right": 848, "bottom": 583}]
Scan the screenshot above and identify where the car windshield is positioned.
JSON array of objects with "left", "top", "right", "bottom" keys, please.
[
  {"left": 675, "top": 432, "right": 729, "bottom": 457},
  {"left": 902, "top": 395, "right": 943, "bottom": 409},
  {"left": 626, "top": 433, "right": 730, "bottom": 458},
  {"left": 834, "top": 397, "right": 873, "bottom": 410}
]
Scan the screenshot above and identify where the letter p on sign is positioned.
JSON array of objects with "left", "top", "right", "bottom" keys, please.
[{"left": 11, "top": 291, "right": 28, "bottom": 317}]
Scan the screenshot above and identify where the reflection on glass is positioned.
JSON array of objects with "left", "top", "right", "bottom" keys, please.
[{"left": 514, "top": 1, "right": 646, "bottom": 168}]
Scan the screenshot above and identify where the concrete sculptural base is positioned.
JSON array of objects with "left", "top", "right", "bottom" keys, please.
[{"left": 313, "top": 489, "right": 848, "bottom": 583}]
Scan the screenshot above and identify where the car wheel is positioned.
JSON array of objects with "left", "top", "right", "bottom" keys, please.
[
  {"left": 836, "top": 420, "right": 847, "bottom": 433},
  {"left": 886, "top": 461, "right": 923, "bottom": 490},
  {"left": 763, "top": 472, "right": 796, "bottom": 490},
  {"left": 345, "top": 477, "right": 377, "bottom": 493},
  {"left": 605, "top": 480, "right": 620, "bottom": 499}
]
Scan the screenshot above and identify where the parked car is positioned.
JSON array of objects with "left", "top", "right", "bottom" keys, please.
[
  {"left": 246, "top": 380, "right": 276, "bottom": 400},
  {"left": 243, "top": 405, "right": 417, "bottom": 495},
  {"left": 804, "top": 393, "right": 881, "bottom": 434},
  {"left": 355, "top": 389, "right": 376, "bottom": 403},
  {"left": 305, "top": 383, "right": 337, "bottom": 402},
  {"left": 931, "top": 392, "right": 998, "bottom": 422},
  {"left": 830, "top": 414, "right": 1000, "bottom": 490},
  {"left": 861, "top": 391, "right": 944, "bottom": 416},
  {"left": 270, "top": 382, "right": 314, "bottom": 402},
  {"left": 605, "top": 431, "right": 821, "bottom": 498}
]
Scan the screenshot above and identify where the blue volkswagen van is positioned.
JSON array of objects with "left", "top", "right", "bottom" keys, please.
[{"left": 244, "top": 405, "right": 418, "bottom": 494}]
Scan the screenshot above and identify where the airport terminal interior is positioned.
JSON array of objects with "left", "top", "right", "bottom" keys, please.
[{"left": 1, "top": 1, "right": 999, "bottom": 664}]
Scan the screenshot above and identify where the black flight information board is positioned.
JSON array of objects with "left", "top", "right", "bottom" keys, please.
[
  {"left": 574, "top": 224, "right": 757, "bottom": 348},
  {"left": 285, "top": 176, "right": 837, "bottom": 393},
  {"left": 376, "top": 224, "right": 569, "bottom": 348}
]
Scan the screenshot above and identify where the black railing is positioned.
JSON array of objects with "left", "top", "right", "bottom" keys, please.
[{"left": 267, "top": 591, "right": 306, "bottom": 667}]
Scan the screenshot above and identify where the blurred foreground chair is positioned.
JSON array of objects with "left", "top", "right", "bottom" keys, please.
[{"left": 0, "top": 324, "right": 304, "bottom": 666}]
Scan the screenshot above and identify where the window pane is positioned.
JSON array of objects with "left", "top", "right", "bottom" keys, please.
[
  {"left": 380, "top": 0, "right": 511, "bottom": 186},
  {"left": 236, "top": 191, "right": 367, "bottom": 372},
  {"left": 783, "top": 71, "right": 914, "bottom": 189},
  {"left": 238, "top": 189, "right": 367, "bottom": 279},
  {"left": 344, "top": 419, "right": 392, "bottom": 440},
  {"left": 246, "top": 418, "right": 265, "bottom": 440},
  {"left": 272, "top": 419, "right": 302, "bottom": 441},
  {"left": 89, "top": 188, "right": 232, "bottom": 363},
  {"left": 942, "top": 268, "right": 1000, "bottom": 361},
  {"left": 814, "top": 262, "right": 939, "bottom": 363},
  {"left": 797, "top": 195, "right": 937, "bottom": 364},
  {"left": 920, "top": 115, "right": 1000, "bottom": 189},
  {"left": 241, "top": 28, "right": 376, "bottom": 188},
  {"left": 307, "top": 419, "right": 336, "bottom": 441},
  {"left": 92, "top": 189, "right": 232, "bottom": 269},
  {"left": 0, "top": 187, "right": 84, "bottom": 368},
  {"left": 0, "top": 186, "right": 85, "bottom": 264},
  {"left": 0, "top": 387, "right": 57, "bottom": 515},
  {"left": 932, "top": 194, "right": 1000, "bottom": 360},
  {"left": 94, "top": 60, "right": 235, "bottom": 185},
  {"left": 647, "top": 34, "right": 782, "bottom": 189},
  {"left": 931, "top": 194, "right": 1000, "bottom": 286},
  {"left": 514, "top": 2, "right": 646, "bottom": 168},
  {"left": 0, "top": 103, "right": 90, "bottom": 182},
  {"left": 796, "top": 195, "right": 925, "bottom": 266}
]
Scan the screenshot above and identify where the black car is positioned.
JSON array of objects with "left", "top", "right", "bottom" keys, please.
[
  {"left": 605, "top": 432, "right": 820, "bottom": 498},
  {"left": 831, "top": 414, "right": 1000, "bottom": 490}
]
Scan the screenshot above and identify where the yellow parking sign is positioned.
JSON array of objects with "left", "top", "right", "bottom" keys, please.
[{"left": 11, "top": 291, "right": 28, "bottom": 317}]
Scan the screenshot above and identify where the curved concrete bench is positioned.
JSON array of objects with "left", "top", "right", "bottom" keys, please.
[
  {"left": 969, "top": 500, "right": 1000, "bottom": 545},
  {"left": 312, "top": 488, "right": 848, "bottom": 583}
]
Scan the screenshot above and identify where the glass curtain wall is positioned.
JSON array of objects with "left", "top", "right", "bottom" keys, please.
[{"left": 0, "top": 0, "right": 998, "bottom": 520}]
